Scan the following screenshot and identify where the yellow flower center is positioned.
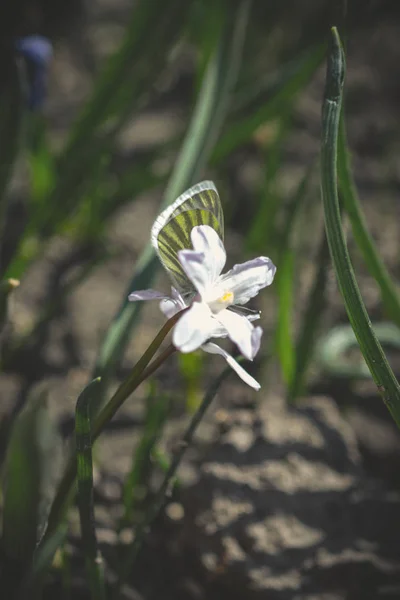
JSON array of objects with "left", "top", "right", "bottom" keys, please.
[
  {"left": 206, "top": 290, "right": 235, "bottom": 314},
  {"left": 219, "top": 291, "right": 234, "bottom": 303}
]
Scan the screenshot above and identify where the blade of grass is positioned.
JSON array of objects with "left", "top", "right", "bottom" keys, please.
[
  {"left": 0, "top": 388, "right": 63, "bottom": 594},
  {"left": 29, "top": 116, "right": 56, "bottom": 210},
  {"left": 268, "top": 163, "right": 314, "bottom": 391},
  {"left": 321, "top": 28, "right": 400, "bottom": 427},
  {"left": 288, "top": 231, "right": 331, "bottom": 402},
  {"left": 232, "top": 45, "right": 324, "bottom": 115},
  {"left": 178, "top": 351, "right": 204, "bottom": 412},
  {"left": 246, "top": 116, "right": 290, "bottom": 253},
  {"left": 212, "top": 43, "right": 324, "bottom": 163},
  {"left": 92, "top": 0, "right": 252, "bottom": 408},
  {"left": 0, "top": 54, "right": 24, "bottom": 274},
  {"left": 317, "top": 322, "right": 400, "bottom": 379},
  {"left": 75, "top": 378, "right": 106, "bottom": 600},
  {"left": 338, "top": 119, "right": 400, "bottom": 328},
  {"left": 274, "top": 250, "right": 295, "bottom": 385},
  {"left": 23, "top": 525, "right": 67, "bottom": 596}
]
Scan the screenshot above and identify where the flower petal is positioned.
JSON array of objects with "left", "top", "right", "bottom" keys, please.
[
  {"left": 202, "top": 343, "right": 260, "bottom": 390},
  {"left": 190, "top": 226, "right": 226, "bottom": 281},
  {"left": 173, "top": 302, "right": 219, "bottom": 353},
  {"left": 160, "top": 299, "right": 180, "bottom": 318},
  {"left": 217, "top": 310, "right": 261, "bottom": 360},
  {"left": 128, "top": 289, "right": 169, "bottom": 302},
  {"left": 178, "top": 250, "right": 208, "bottom": 294},
  {"left": 251, "top": 326, "right": 263, "bottom": 357},
  {"left": 159, "top": 287, "right": 187, "bottom": 318},
  {"left": 178, "top": 226, "right": 226, "bottom": 295},
  {"left": 221, "top": 257, "right": 276, "bottom": 305},
  {"left": 228, "top": 305, "right": 261, "bottom": 321}
]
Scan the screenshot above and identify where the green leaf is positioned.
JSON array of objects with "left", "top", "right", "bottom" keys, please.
[
  {"left": 317, "top": 322, "right": 400, "bottom": 379},
  {"left": 0, "top": 388, "right": 63, "bottom": 590},
  {"left": 0, "top": 54, "right": 24, "bottom": 258},
  {"left": 75, "top": 378, "right": 106, "bottom": 600},
  {"left": 338, "top": 119, "right": 400, "bottom": 328},
  {"left": 288, "top": 232, "right": 331, "bottom": 402},
  {"left": 246, "top": 117, "right": 289, "bottom": 253},
  {"left": 212, "top": 43, "right": 324, "bottom": 162},
  {"left": 178, "top": 351, "right": 204, "bottom": 412},
  {"left": 275, "top": 250, "right": 295, "bottom": 385},
  {"left": 321, "top": 28, "right": 400, "bottom": 427}
]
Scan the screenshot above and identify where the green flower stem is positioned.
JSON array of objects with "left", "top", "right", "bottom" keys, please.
[
  {"left": 42, "top": 315, "right": 179, "bottom": 544},
  {"left": 92, "top": 342, "right": 176, "bottom": 441},
  {"left": 321, "top": 28, "right": 400, "bottom": 426}
]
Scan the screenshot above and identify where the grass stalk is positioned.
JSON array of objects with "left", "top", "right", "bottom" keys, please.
[
  {"left": 321, "top": 27, "right": 400, "bottom": 427},
  {"left": 75, "top": 378, "right": 107, "bottom": 600},
  {"left": 338, "top": 119, "right": 400, "bottom": 327}
]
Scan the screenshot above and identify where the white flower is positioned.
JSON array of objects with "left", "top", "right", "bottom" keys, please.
[{"left": 129, "top": 225, "right": 276, "bottom": 390}]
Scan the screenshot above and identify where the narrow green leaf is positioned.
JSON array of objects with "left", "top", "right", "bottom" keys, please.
[
  {"left": 288, "top": 232, "right": 330, "bottom": 402},
  {"left": 321, "top": 28, "right": 400, "bottom": 427},
  {"left": 247, "top": 117, "right": 289, "bottom": 253},
  {"left": 317, "top": 322, "right": 400, "bottom": 379},
  {"left": 0, "top": 55, "right": 23, "bottom": 243},
  {"left": 0, "top": 388, "right": 62, "bottom": 591},
  {"left": 178, "top": 351, "right": 204, "bottom": 412},
  {"left": 232, "top": 45, "right": 324, "bottom": 115},
  {"left": 29, "top": 117, "right": 56, "bottom": 209},
  {"left": 212, "top": 43, "right": 324, "bottom": 162},
  {"left": 0, "top": 56, "right": 24, "bottom": 283},
  {"left": 264, "top": 161, "right": 314, "bottom": 396},
  {"left": 22, "top": 525, "right": 67, "bottom": 597},
  {"left": 75, "top": 378, "right": 106, "bottom": 600},
  {"left": 338, "top": 119, "right": 400, "bottom": 328},
  {"left": 275, "top": 250, "right": 295, "bottom": 385}
]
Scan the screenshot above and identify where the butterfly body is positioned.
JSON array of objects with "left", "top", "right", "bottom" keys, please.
[{"left": 151, "top": 181, "right": 224, "bottom": 292}]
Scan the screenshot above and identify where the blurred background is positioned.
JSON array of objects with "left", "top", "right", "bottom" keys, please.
[{"left": 0, "top": 1, "right": 400, "bottom": 599}]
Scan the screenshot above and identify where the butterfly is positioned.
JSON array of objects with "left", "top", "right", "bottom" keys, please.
[{"left": 151, "top": 181, "right": 224, "bottom": 294}]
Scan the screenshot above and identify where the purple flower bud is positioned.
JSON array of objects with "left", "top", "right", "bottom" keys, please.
[{"left": 15, "top": 35, "right": 53, "bottom": 110}]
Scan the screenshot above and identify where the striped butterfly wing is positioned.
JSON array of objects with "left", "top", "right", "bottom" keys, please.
[{"left": 151, "top": 181, "right": 224, "bottom": 293}]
